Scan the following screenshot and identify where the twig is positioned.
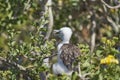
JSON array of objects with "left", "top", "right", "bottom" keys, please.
[
  {"left": 107, "top": 16, "right": 119, "bottom": 33},
  {"left": 78, "top": 62, "right": 81, "bottom": 77},
  {"left": 24, "top": 0, "right": 31, "bottom": 11},
  {"left": 44, "top": 53, "right": 57, "bottom": 59},
  {"left": 0, "top": 57, "right": 26, "bottom": 71},
  {"left": 101, "top": 0, "right": 120, "bottom": 9},
  {"left": 78, "top": 62, "right": 90, "bottom": 80}
]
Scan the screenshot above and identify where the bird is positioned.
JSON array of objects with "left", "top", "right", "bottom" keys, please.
[{"left": 52, "top": 27, "right": 81, "bottom": 76}]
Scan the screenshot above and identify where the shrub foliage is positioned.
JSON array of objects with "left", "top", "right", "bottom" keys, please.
[{"left": 0, "top": 0, "right": 120, "bottom": 80}]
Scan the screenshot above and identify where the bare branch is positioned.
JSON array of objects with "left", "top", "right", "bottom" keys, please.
[
  {"left": 44, "top": 0, "right": 54, "bottom": 40},
  {"left": 78, "top": 62, "right": 90, "bottom": 80},
  {"left": 101, "top": 0, "right": 120, "bottom": 9},
  {"left": 90, "top": 20, "right": 96, "bottom": 54},
  {"left": 107, "top": 16, "right": 119, "bottom": 33}
]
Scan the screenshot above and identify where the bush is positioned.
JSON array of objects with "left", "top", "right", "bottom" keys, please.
[{"left": 0, "top": 0, "right": 120, "bottom": 80}]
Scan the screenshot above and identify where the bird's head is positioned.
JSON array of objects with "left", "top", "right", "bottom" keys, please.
[{"left": 54, "top": 27, "right": 72, "bottom": 42}]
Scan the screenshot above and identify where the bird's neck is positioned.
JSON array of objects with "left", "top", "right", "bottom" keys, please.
[
  {"left": 61, "top": 40, "right": 69, "bottom": 44},
  {"left": 57, "top": 40, "right": 69, "bottom": 52}
]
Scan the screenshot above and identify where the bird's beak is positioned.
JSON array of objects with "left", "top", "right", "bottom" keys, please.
[
  {"left": 53, "top": 29, "right": 62, "bottom": 40},
  {"left": 53, "top": 30, "right": 60, "bottom": 34}
]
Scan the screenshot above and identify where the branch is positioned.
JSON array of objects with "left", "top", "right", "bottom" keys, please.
[
  {"left": 101, "top": 0, "right": 120, "bottom": 9},
  {"left": 90, "top": 20, "right": 96, "bottom": 54},
  {"left": 78, "top": 62, "right": 90, "bottom": 80},
  {"left": 44, "top": 0, "right": 54, "bottom": 41},
  {"left": 0, "top": 57, "right": 26, "bottom": 71},
  {"left": 107, "top": 16, "right": 119, "bottom": 33}
]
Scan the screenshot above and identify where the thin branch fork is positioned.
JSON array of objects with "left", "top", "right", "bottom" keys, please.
[
  {"left": 78, "top": 62, "right": 90, "bottom": 80},
  {"left": 101, "top": 0, "right": 120, "bottom": 9}
]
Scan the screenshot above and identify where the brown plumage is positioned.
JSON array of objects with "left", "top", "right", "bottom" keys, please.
[{"left": 60, "top": 44, "right": 81, "bottom": 70}]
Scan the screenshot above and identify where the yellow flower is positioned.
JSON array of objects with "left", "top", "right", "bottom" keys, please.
[
  {"left": 111, "top": 59, "right": 119, "bottom": 64},
  {"left": 100, "top": 55, "right": 119, "bottom": 64},
  {"left": 105, "top": 57, "right": 111, "bottom": 64},
  {"left": 100, "top": 59, "right": 106, "bottom": 64},
  {"left": 107, "top": 55, "right": 114, "bottom": 59}
]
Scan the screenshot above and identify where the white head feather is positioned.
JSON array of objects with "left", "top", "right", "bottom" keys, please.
[
  {"left": 59, "top": 27, "right": 72, "bottom": 42},
  {"left": 54, "top": 27, "right": 73, "bottom": 52}
]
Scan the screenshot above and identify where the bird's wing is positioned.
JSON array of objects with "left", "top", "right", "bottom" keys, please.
[{"left": 60, "top": 44, "right": 81, "bottom": 70}]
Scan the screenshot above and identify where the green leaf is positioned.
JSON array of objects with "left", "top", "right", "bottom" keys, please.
[{"left": 96, "top": 50, "right": 103, "bottom": 56}]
